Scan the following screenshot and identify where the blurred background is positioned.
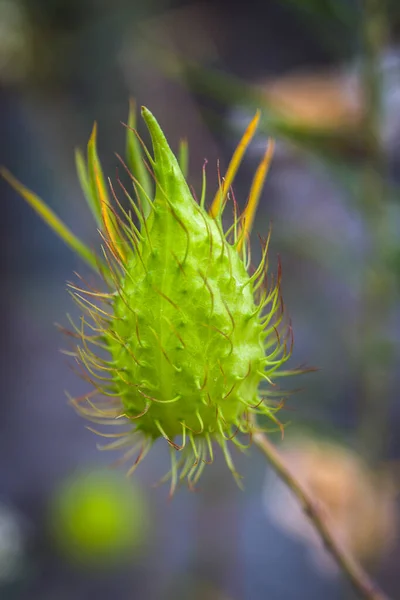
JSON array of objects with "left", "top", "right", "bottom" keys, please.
[{"left": 1, "top": 0, "right": 400, "bottom": 598}]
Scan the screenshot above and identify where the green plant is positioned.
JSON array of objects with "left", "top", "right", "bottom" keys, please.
[{"left": 2, "top": 105, "right": 292, "bottom": 494}]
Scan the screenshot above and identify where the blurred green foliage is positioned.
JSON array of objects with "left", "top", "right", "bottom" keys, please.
[{"left": 48, "top": 468, "right": 150, "bottom": 567}]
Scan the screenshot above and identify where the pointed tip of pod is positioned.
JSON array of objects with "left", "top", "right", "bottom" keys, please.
[
  {"left": 140, "top": 106, "right": 166, "bottom": 148},
  {"left": 140, "top": 107, "right": 193, "bottom": 209},
  {"left": 140, "top": 106, "right": 157, "bottom": 131}
]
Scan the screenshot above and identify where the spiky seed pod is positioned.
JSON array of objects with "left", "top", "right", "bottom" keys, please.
[{"left": 2, "top": 104, "right": 296, "bottom": 494}]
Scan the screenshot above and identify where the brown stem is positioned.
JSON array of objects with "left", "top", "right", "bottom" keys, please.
[{"left": 253, "top": 426, "right": 390, "bottom": 600}]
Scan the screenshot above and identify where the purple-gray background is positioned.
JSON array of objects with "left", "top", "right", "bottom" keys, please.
[{"left": 1, "top": 1, "right": 400, "bottom": 598}]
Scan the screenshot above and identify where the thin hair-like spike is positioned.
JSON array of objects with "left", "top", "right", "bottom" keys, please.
[
  {"left": 192, "top": 452, "right": 207, "bottom": 484},
  {"left": 179, "top": 450, "right": 196, "bottom": 482},
  {"left": 200, "top": 159, "right": 208, "bottom": 209},
  {"left": 71, "top": 292, "right": 115, "bottom": 321},
  {"left": 187, "top": 442, "right": 204, "bottom": 489},
  {"left": 108, "top": 178, "right": 142, "bottom": 245},
  {"left": 1, "top": 168, "right": 101, "bottom": 272},
  {"left": 125, "top": 99, "right": 153, "bottom": 218},
  {"left": 109, "top": 440, "right": 143, "bottom": 466},
  {"left": 123, "top": 121, "right": 155, "bottom": 168},
  {"left": 136, "top": 388, "right": 181, "bottom": 405},
  {"left": 205, "top": 433, "right": 214, "bottom": 463},
  {"left": 67, "top": 283, "right": 114, "bottom": 300},
  {"left": 189, "top": 432, "right": 199, "bottom": 462},
  {"left": 219, "top": 437, "right": 243, "bottom": 489},
  {"left": 114, "top": 158, "right": 155, "bottom": 255},
  {"left": 148, "top": 326, "right": 181, "bottom": 372},
  {"left": 87, "top": 124, "right": 126, "bottom": 264},
  {"left": 196, "top": 410, "right": 204, "bottom": 433},
  {"left": 169, "top": 447, "right": 178, "bottom": 498},
  {"left": 86, "top": 427, "right": 131, "bottom": 439},
  {"left": 114, "top": 161, "right": 147, "bottom": 228},
  {"left": 97, "top": 175, "right": 126, "bottom": 263},
  {"left": 75, "top": 147, "right": 102, "bottom": 227},
  {"left": 210, "top": 111, "right": 260, "bottom": 219},
  {"left": 126, "top": 440, "right": 152, "bottom": 477},
  {"left": 241, "top": 231, "right": 271, "bottom": 291},
  {"left": 155, "top": 420, "right": 184, "bottom": 450},
  {"left": 178, "top": 138, "right": 189, "bottom": 179},
  {"left": 237, "top": 138, "right": 274, "bottom": 253},
  {"left": 96, "top": 436, "right": 136, "bottom": 452}
]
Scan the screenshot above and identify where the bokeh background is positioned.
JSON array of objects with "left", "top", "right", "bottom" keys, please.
[{"left": 1, "top": 0, "right": 400, "bottom": 598}]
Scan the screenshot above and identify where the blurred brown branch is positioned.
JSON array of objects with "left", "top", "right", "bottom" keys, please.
[{"left": 253, "top": 423, "right": 390, "bottom": 600}]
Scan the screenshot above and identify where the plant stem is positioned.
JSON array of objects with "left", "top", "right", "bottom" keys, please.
[{"left": 253, "top": 427, "right": 390, "bottom": 600}]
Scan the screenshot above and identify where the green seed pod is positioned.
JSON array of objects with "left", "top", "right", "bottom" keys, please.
[{"left": 2, "top": 104, "right": 296, "bottom": 494}]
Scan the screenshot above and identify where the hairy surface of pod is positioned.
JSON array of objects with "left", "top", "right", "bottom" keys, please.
[
  {"left": 2, "top": 104, "right": 294, "bottom": 491},
  {"left": 111, "top": 165, "right": 265, "bottom": 439}
]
